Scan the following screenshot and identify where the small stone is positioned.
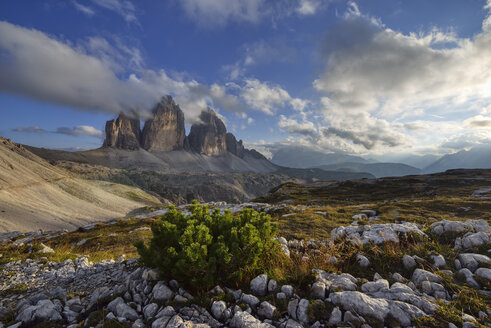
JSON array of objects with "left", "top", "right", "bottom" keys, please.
[
  {"left": 39, "top": 243, "right": 54, "bottom": 253},
  {"left": 403, "top": 255, "right": 417, "bottom": 270},
  {"left": 431, "top": 254, "right": 446, "bottom": 268},
  {"left": 267, "top": 279, "right": 277, "bottom": 293},
  {"left": 329, "top": 307, "right": 342, "bottom": 325},
  {"left": 257, "top": 301, "right": 276, "bottom": 320},
  {"left": 281, "top": 285, "right": 294, "bottom": 298},
  {"left": 311, "top": 282, "right": 326, "bottom": 299},
  {"left": 152, "top": 281, "right": 173, "bottom": 301},
  {"left": 211, "top": 301, "right": 227, "bottom": 321},
  {"left": 356, "top": 253, "right": 370, "bottom": 267},
  {"left": 297, "top": 299, "right": 309, "bottom": 324}
]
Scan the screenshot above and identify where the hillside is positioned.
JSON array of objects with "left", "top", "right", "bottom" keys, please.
[
  {"left": 0, "top": 138, "right": 162, "bottom": 232},
  {"left": 316, "top": 162, "right": 422, "bottom": 178}
]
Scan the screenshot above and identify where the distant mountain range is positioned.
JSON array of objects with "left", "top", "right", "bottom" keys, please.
[
  {"left": 424, "top": 145, "right": 491, "bottom": 173},
  {"left": 316, "top": 162, "right": 422, "bottom": 178},
  {"left": 271, "top": 147, "right": 367, "bottom": 168},
  {"left": 271, "top": 145, "right": 491, "bottom": 178}
]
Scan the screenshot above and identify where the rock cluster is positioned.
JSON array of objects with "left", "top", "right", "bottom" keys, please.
[
  {"left": 1, "top": 218, "right": 490, "bottom": 328},
  {"left": 101, "top": 95, "right": 262, "bottom": 159}
]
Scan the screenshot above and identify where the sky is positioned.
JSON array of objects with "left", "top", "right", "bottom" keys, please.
[{"left": 0, "top": 0, "right": 490, "bottom": 159}]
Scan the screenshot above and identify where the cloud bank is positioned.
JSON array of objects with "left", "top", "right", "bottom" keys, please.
[{"left": 13, "top": 125, "right": 103, "bottom": 138}]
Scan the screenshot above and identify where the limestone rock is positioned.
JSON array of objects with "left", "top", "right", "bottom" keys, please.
[
  {"left": 141, "top": 96, "right": 186, "bottom": 152},
  {"left": 411, "top": 269, "right": 442, "bottom": 285},
  {"left": 331, "top": 291, "right": 390, "bottom": 322},
  {"left": 230, "top": 311, "right": 273, "bottom": 328},
  {"left": 188, "top": 108, "right": 227, "bottom": 156},
  {"left": 250, "top": 274, "right": 268, "bottom": 297},
  {"left": 103, "top": 113, "right": 141, "bottom": 150},
  {"left": 330, "top": 222, "right": 425, "bottom": 245},
  {"left": 226, "top": 133, "right": 245, "bottom": 158}
]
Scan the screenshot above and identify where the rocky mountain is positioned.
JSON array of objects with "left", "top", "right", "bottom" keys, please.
[
  {"left": 425, "top": 144, "right": 491, "bottom": 173},
  {"left": 101, "top": 96, "right": 263, "bottom": 164},
  {"left": 316, "top": 162, "right": 422, "bottom": 178},
  {"left": 141, "top": 96, "right": 186, "bottom": 152},
  {"left": 187, "top": 108, "right": 228, "bottom": 156},
  {"left": 102, "top": 113, "right": 141, "bottom": 150},
  {"left": 226, "top": 133, "right": 245, "bottom": 158},
  {"left": 0, "top": 137, "right": 161, "bottom": 232}
]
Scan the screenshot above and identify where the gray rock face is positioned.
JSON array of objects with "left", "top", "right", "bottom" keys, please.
[
  {"left": 458, "top": 253, "right": 490, "bottom": 272},
  {"left": 430, "top": 219, "right": 489, "bottom": 236},
  {"left": 411, "top": 269, "right": 442, "bottom": 285},
  {"left": 16, "top": 299, "right": 62, "bottom": 323},
  {"left": 230, "top": 311, "right": 273, "bottom": 328},
  {"left": 103, "top": 113, "right": 141, "bottom": 150},
  {"left": 257, "top": 301, "right": 276, "bottom": 320},
  {"left": 226, "top": 133, "right": 245, "bottom": 158},
  {"left": 152, "top": 281, "right": 174, "bottom": 301},
  {"left": 141, "top": 96, "right": 186, "bottom": 152},
  {"left": 330, "top": 222, "right": 425, "bottom": 245},
  {"left": 331, "top": 291, "right": 390, "bottom": 322},
  {"left": 455, "top": 231, "right": 491, "bottom": 250},
  {"left": 188, "top": 108, "right": 227, "bottom": 156}
]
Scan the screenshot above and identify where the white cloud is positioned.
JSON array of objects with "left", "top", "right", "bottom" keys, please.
[
  {"left": 309, "top": 1, "right": 491, "bottom": 152},
  {"left": 278, "top": 115, "right": 317, "bottom": 137},
  {"left": 56, "top": 125, "right": 104, "bottom": 138},
  {"left": 315, "top": 2, "right": 491, "bottom": 117},
  {"left": 240, "top": 79, "right": 308, "bottom": 115},
  {"left": 90, "top": 0, "right": 137, "bottom": 23},
  {"left": 73, "top": 1, "right": 95, "bottom": 16},
  {"left": 240, "top": 79, "right": 291, "bottom": 115},
  {"left": 0, "top": 21, "right": 259, "bottom": 123},
  {"left": 296, "top": 0, "right": 321, "bottom": 15},
  {"left": 180, "top": 0, "right": 265, "bottom": 26}
]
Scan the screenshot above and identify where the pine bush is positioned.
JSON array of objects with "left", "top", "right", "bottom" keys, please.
[{"left": 135, "top": 201, "right": 280, "bottom": 291}]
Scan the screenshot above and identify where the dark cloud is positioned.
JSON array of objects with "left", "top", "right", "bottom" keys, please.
[
  {"left": 13, "top": 125, "right": 103, "bottom": 138},
  {"left": 323, "top": 126, "right": 403, "bottom": 150}
]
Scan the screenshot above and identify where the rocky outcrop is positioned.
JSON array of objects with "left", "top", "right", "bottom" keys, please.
[
  {"left": 188, "top": 108, "right": 227, "bottom": 156},
  {"left": 141, "top": 96, "right": 186, "bottom": 152},
  {"left": 102, "top": 113, "right": 141, "bottom": 150},
  {"left": 226, "top": 133, "right": 245, "bottom": 158}
]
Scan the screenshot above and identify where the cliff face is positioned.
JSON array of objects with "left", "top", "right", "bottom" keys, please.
[
  {"left": 141, "top": 96, "right": 186, "bottom": 152},
  {"left": 226, "top": 133, "right": 245, "bottom": 158},
  {"left": 187, "top": 108, "right": 228, "bottom": 156},
  {"left": 101, "top": 96, "right": 266, "bottom": 162},
  {"left": 102, "top": 114, "right": 141, "bottom": 150}
]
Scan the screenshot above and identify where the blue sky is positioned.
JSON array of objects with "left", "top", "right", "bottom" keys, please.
[{"left": 0, "top": 0, "right": 490, "bottom": 159}]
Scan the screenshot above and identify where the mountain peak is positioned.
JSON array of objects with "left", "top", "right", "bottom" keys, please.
[
  {"left": 102, "top": 113, "right": 141, "bottom": 150},
  {"left": 141, "top": 96, "right": 186, "bottom": 152}
]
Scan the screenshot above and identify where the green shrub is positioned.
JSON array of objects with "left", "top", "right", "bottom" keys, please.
[{"left": 135, "top": 201, "right": 281, "bottom": 291}]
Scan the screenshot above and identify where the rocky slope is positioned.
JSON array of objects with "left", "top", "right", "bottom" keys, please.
[
  {"left": 0, "top": 137, "right": 162, "bottom": 232},
  {"left": 0, "top": 209, "right": 489, "bottom": 328}
]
